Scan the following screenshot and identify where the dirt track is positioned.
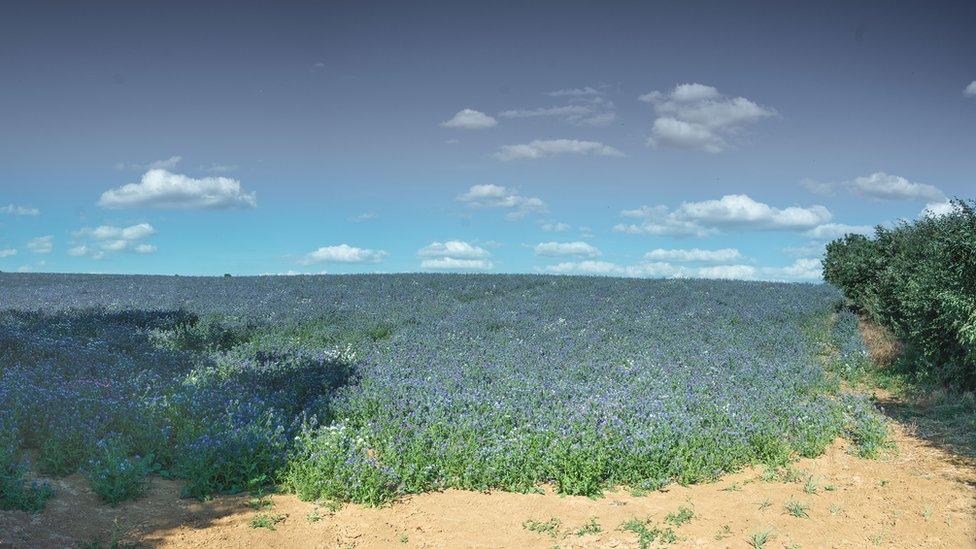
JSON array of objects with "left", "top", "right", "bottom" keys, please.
[{"left": 2, "top": 417, "right": 973, "bottom": 548}]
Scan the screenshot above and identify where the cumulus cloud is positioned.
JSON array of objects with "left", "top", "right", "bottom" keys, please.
[
  {"left": 440, "top": 109, "right": 497, "bottom": 129},
  {"left": 640, "top": 83, "right": 775, "bottom": 153},
  {"left": 456, "top": 184, "right": 548, "bottom": 219},
  {"left": 1, "top": 204, "right": 40, "bottom": 216},
  {"left": 615, "top": 195, "right": 830, "bottom": 236},
  {"left": 802, "top": 172, "right": 945, "bottom": 202},
  {"left": 965, "top": 81, "right": 976, "bottom": 97},
  {"left": 849, "top": 172, "right": 945, "bottom": 202},
  {"left": 762, "top": 258, "right": 822, "bottom": 281},
  {"left": 420, "top": 257, "right": 493, "bottom": 270},
  {"left": 299, "top": 244, "right": 387, "bottom": 265},
  {"left": 418, "top": 240, "right": 493, "bottom": 270},
  {"left": 495, "top": 139, "right": 624, "bottom": 161},
  {"left": 541, "top": 221, "right": 571, "bottom": 232},
  {"left": 696, "top": 264, "right": 758, "bottom": 280},
  {"left": 99, "top": 169, "right": 257, "bottom": 210},
  {"left": 26, "top": 236, "right": 53, "bottom": 254},
  {"left": 418, "top": 240, "right": 490, "bottom": 259},
  {"left": 920, "top": 200, "right": 960, "bottom": 217},
  {"left": 534, "top": 241, "right": 601, "bottom": 258},
  {"left": 70, "top": 223, "right": 157, "bottom": 259},
  {"left": 803, "top": 223, "right": 874, "bottom": 240},
  {"left": 0, "top": 248, "right": 16, "bottom": 258},
  {"left": 643, "top": 248, "right": 742, "bottom": 262}
]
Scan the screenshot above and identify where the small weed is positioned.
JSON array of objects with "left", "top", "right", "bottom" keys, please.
[
  {"left": 747, "top": 529, "right": 773, "bottom": 548},
  {"left": 823, "top": 483, "right": 835, "bottom": 491},
  {"left": 785, "top": 499, "right": 810, "bottom": 518},
  {"left": 876, "top": 479, "right": 889, "bottom": 488},
  {"left": 758, "top": 498, "right": 772, "bottom": 510},
  {"left": 523, "top": 517, "right": 564, "bottom": 539},
  {"left": 575, "top": 517, "right": 602, "bottom": 536},
  {"left": 721, "top": 482, "right": 741, "bottom": 492},
  {"left": 665, "top": 505, "right": 695, "bottom": 527},
  {"left": 250, "top": 513, "right": 286, "bottom": 531},
  {"left": 621, "top": 518, "right": 677, "bottom": 548},
  {"left": 714, "top": 524, "right": 732, "bottom": 540},
  {"left": 922, "top": 505, "right": 932, "bottom": 520},
  {"left": 399, "top": 533, "right": 409, "bottom": 543},
  {"left": 306, "top": 510, "right": 322, "bottom": 522},
  {"left": 803, "top": 476, "right": 818, "bottom": 494},
  {"left": 829, "top": 504, "right": 843, "bottom": 516}
]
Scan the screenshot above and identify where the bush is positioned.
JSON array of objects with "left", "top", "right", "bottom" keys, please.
[
  {"left": 85, "top": 437, "right": 151, "bottom": 505},
  {"left": 823, "top": 199, "right": 976, "bottom": 389}
]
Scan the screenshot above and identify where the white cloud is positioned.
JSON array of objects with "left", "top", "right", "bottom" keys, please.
[
  {"left": 440, "top": 109, "right": 497, "bottom": 129},
  {"left": 964, "top": 81, "right": 976, "bottom": 97},
  {"left": 803, "top": 172, "right": 945, "bottom": 202},
  {"left": 299, "top": 244, "right": 386, "bottom": 265},
  {"left": 541, "top": 221, "right": 571, "bottom": 232},
  {"left": 543, "top": 260, "right": 687, "bottom": 278},
  {"left": 0, "top": 248, "right": 16, "bottom": 258},
  {"left": 920, "top": 200, "right": 959, "bottom": 217},
  {"left": 644, "top": 248, "right": 742, "bottom": 262},
  {"left": 495, "top": 139, "right": 624, "bottom": 161},
  {"left": 498, "top": 97, "right": 616, "bottom": 127},
  {"left": 640, "top": 83, "right": 775, "bottom": 153},
  {"left": 1, "top": 204, "right": 40, "bottom": 216},
  {"left": 534, "top": 241, "right": 601, "bottom": 258},
  {"left": 849, "top": 172, "right": 944, "bottom": 202},
  {"left": 761, "top": 258, "right": 822, "bottom": 281},
  {"left": 349, "top": 212, "right": 377, "bottom": 223},
  {"left": 547, "top": 86, "right": 604, "bottom": 97},
  {"left": 803, "top": 223, "right": 874, "bottom": 240},
  {"left": 420, "top": 257, "right": 493, "bottom": 270},
  {"left": 71, "top": 223, "right": 157, "bottom": 259},
  {"left": 615, "top": 195, "right": 830, "bottom": 236},
  {"left": 418, "top": 240, "right": 490, "bottom": 259},
  {"left": 457, "top": 184, "right": 548, "bottom": 219},
  {"left": 99, "top": 169, "right": 257, "bottom": 210},
  {"left": 26, "top": 236, "right": 53, "bottom": 254}
]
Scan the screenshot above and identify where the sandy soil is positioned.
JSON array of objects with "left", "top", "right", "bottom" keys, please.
[{"left": 2, "top": 417, "right": 973, "bottom": 549}]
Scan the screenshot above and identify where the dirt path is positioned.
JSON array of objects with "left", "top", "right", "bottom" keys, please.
[{"left": 2, "top": 420, "right": 973, "bottom": 549}]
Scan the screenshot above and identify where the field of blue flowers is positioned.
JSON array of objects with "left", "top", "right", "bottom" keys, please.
[{"left": 0, "top": 273, "right": 887, "bottom": 510}]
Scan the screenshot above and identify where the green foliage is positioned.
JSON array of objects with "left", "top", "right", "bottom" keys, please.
[
  {"left": 250, "top": 513, "right": 286, "bottom": 531},
  {"left": 85, "top": 438, "right": 151, "bottom": 505},
  {"left": 665, "top": 505, "right": 695, "bottom": 527},
  {"left": 523, "top": 517, "right": 564, "bottom": 538},
  {"left": 823, "top": 199, "right": 976, "bottom": 389},
  {"left": 620, "top": 518, "right": 677, "bottom": 547}
]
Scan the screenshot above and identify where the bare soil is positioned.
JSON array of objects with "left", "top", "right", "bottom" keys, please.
[{"left": 2, "top": 417, "right": 973, "bottom": 548}]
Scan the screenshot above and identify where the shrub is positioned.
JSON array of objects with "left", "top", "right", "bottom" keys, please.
[
  {"left": 85, "top": 437, "right": 151, "bottom": 505},
  {"left": 823, "top": 199, "right": 976, "bottom": 390}
]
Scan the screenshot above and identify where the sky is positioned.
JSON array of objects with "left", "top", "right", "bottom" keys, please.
[{"left": 1, "top": 1, "right": 974, "bottom": 279}]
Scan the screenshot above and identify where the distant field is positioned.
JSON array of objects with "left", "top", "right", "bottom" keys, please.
[{"left": 1, "top": 273, "right": 886, "bottom": 513}]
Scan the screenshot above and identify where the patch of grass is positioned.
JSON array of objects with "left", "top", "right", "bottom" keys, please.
[
  {"left": 803, "top": 476, "right": 818, "bottom": 495},
  {"left": 399, "top": 533, "right": 409, "bottom": 543},
  {"left": 250, "top": 513, "right": 286, "bottom": 531},
  {"left": 306, "top": 510, "right": 322, "bottom": 522},
  {"left": 575, "top": 517, "right": 602, "bottom": 536},
  {"left": 620, "top": 518, "right": 676, "bottom": 548},
  {"left": 665, "top": 505, "right": 695, "bottom": 527},
  {"left": 829, "top": 504, "right": 843, "bottom": 516},
  {"left": 714, "top": 524, "right": 732, "bottom": 540},
  {"left": 785, "top": 499, "right": 810, "bottom": 518},
  {"left": 247, "top": 495, "right": 274, "bottom": 510},
  {"left": 747, "top": 529, "right": 773, "bottom": 548},
  {"left": 757, "top": 498, "right": 772, "bottom": 510},
  {"left": 721, "top": 482, "right": 742, "bottom": 492},
  {"left": 523, "top": 517, "right": 564, "bottom": 539}
]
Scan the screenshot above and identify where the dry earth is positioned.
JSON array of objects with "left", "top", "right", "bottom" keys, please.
[{"left": 2, "top": 415, "right": 973, "bottom": 549}]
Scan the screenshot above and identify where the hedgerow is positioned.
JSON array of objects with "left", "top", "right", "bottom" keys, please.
[{"left": 823, "top": 198, "right": 976, "bottom": 389}]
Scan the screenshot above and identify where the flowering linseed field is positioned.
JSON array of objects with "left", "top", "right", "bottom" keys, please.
[{"left": 2, "top": 273, "right": 971, "bottom": 547}]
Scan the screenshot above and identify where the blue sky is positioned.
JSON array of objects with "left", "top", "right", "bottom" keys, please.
[{"left": 1, "top": 1, "right": 974, "bottom": 279}]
